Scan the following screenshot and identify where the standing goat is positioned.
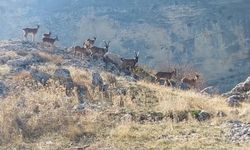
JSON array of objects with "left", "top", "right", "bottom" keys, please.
[
  {"left": 42, "top": 36, "right": 59, "bottom": 46},
  {"left": 23, "top": 25, "right": 40, "bottom": 42},
  {"left": 74, "top": 46, "right": 91, "bottom": 59},
  {"left": 181, "top": 74, "right": 200, "bottom": 88},
  {"left": 43, "top": 32, "right": 52, "bottom": 38},
  {"left": 155, "top": 68, "right": 177, "bottom": 86},
  {"left": 84, "top": 37, "right": 96, "bottom": 49},
  {"left": 90, "top": 41, "right": 110, "bottom": 58},
  {"left": 121, "top": 51, "right": 140, "bottom": 70}
]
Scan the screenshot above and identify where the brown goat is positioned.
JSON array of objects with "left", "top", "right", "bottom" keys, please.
[
  {"left": 155, "top": 68, "right": 176, "bottom": 86},
  {"left": 42, "top": 36, "right": 59, "bottom": 45},
  {"left": 90, "top": 41, "right": 110, "bottom": 58},
  {"left": 121, "top": 51, "right": 139, "bottom": 70},
  {"left": 23, "top": 25, "right": 40, "bottom": 41},
  {"left": 181, "top": 74, "right": 200, "bottom": 88}
]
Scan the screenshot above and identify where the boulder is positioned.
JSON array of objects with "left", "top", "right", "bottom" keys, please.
[
  {"left": 223, "top": 76, "right": 250, "bottom": 98},
  {"left": 179, "top": 82, "right": 190, "bottom": 90},
  {"left": 54, "top": 68, "right": 74, "bottom": 96},
  {"left": 76, "top": 84, "right": 88, "bottom": 103},
  {"left": 197, "top": 110, "right": 211, "bottom": 121},
  {"left": 227, "top": 95, "right": 242, "bottom": 107},
  {"left": 30, "top": 69, "right": 51, "bottom": 86},
  {"left": 92, "top": 72, "right": 104, "bottom": 88},
  {"left": 0, "top": 81, "right": 7, "bottom": 97},
  {"left": 242, "top": 77, "right": 250, "bottom": 91},
  {"left": 0, "top": 56, "right": 11, "bottom": 65}
]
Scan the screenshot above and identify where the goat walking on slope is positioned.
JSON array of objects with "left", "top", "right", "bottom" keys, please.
[
  {"left": 42, "top": 36, "right": 59, "bottom": 46},
  {"left": 121, "top": 51, "right": 139, "bottom": 70},
  {"left": 155, "top": 68, "right": 177, "bottom": 86},
  {"left": 90, "top": 41, "right": 110, "bottom": 58},
  {"left": 181, "top": 74, "right": 200, "bottom": 88},
  {"left": 23, "top": 25, "right": 40, "bottom": 42}
]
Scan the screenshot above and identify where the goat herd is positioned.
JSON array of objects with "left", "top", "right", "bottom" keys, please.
[{"left": 22, "top": 25, "right": 200, "bottom": 89}]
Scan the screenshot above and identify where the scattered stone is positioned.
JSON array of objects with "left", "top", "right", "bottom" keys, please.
[
  {"left": 116, "top": 88, "right": 127, "bottom": 96},
  {"left": 0, "top": 55, "right": 12, "bottom": 64},
  {"left": 120, "top": 113, "right": 134, "bottom": 123},
  {"left": 16, "top": 98, "right": 26, "bottom": 108},
  {"left": 225, "top": 121, "right": 250, "bottom": 142},
  {"left": 138, "top": 112, "right": 164, "bottom": 123},
  {"left": 73, "top": 103, "right": 86, "bottom": 113},
  {"left": 197, "top": 110, "right": 211, "bottom": 121}
]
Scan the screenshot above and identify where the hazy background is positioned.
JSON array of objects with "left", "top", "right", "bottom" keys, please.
[{"left": 0, "top": 0, "right": 250, "bottom": 92}]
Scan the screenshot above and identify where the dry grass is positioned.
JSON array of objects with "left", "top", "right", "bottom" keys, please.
[
  {"left": 38, "top": 51, "right": 64, "bottom": 65},
  {"left": 0, "top": 63, "right": 250, "bottom": 150}
]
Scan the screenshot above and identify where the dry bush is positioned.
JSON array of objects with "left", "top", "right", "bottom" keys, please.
[
  {"left": 11, "top": 70, "right": 32, "bottom": 81},
  {"left": 106, "top": 73, "right": 117, "bottom": 87},
  {"left": 38, "top": 52, "right": 63, "bottom": 65}
]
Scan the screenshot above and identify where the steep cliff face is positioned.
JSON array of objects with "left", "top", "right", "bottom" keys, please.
[{"left": 0, "top": 0, "right": 249, "bottom": 92}]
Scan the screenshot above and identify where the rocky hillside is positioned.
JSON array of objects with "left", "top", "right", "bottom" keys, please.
[
  {"left": 0, "top": 40, "right": 250, "bottom": 149},
  {"left": 1, "top": 0, "right": 250, "bottom": 92}
]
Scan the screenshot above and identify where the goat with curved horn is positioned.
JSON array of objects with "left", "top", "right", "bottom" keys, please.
[{"left": 121, "top": 50, "right": 140, "bottom": 70}]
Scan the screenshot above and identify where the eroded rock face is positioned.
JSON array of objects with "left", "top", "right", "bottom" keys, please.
[{"left": 223, "top": 76, "right": 250, "bottom": 106}]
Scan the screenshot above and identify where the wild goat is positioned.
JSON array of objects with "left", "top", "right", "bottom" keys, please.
[
  {"left": 23, "top": 25, "right": 40, "bottom": 41},
  {"left": 103, "top": 52, "right": 123, "bottom": 68},
  {"left": 181, "top": 74, "right": 200, "bottom": 88},
  {"left": 74, "top": 46, "right": 91, "bottom": 59},
  {"left": 84, "top": 37, "right": 96, "bottom": 49},
  {"left": 121, "top": 51, "right": 139, "bottom": 70},
  {"left": 155, "top": 68, "right": 177, "bottom": 86},
  {"left": 42, "top": 36, "right": 59, "bottom": 45},
  {"left": 90, "top": 41, "right": 110, "bottom": 58},
  {"left": 43, "top": 32, "right": 52, "bottom": 38}
]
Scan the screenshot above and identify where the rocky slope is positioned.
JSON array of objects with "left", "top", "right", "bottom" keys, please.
[{"left": 0, "top": 40, "right": 250, "bottom": 149}]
